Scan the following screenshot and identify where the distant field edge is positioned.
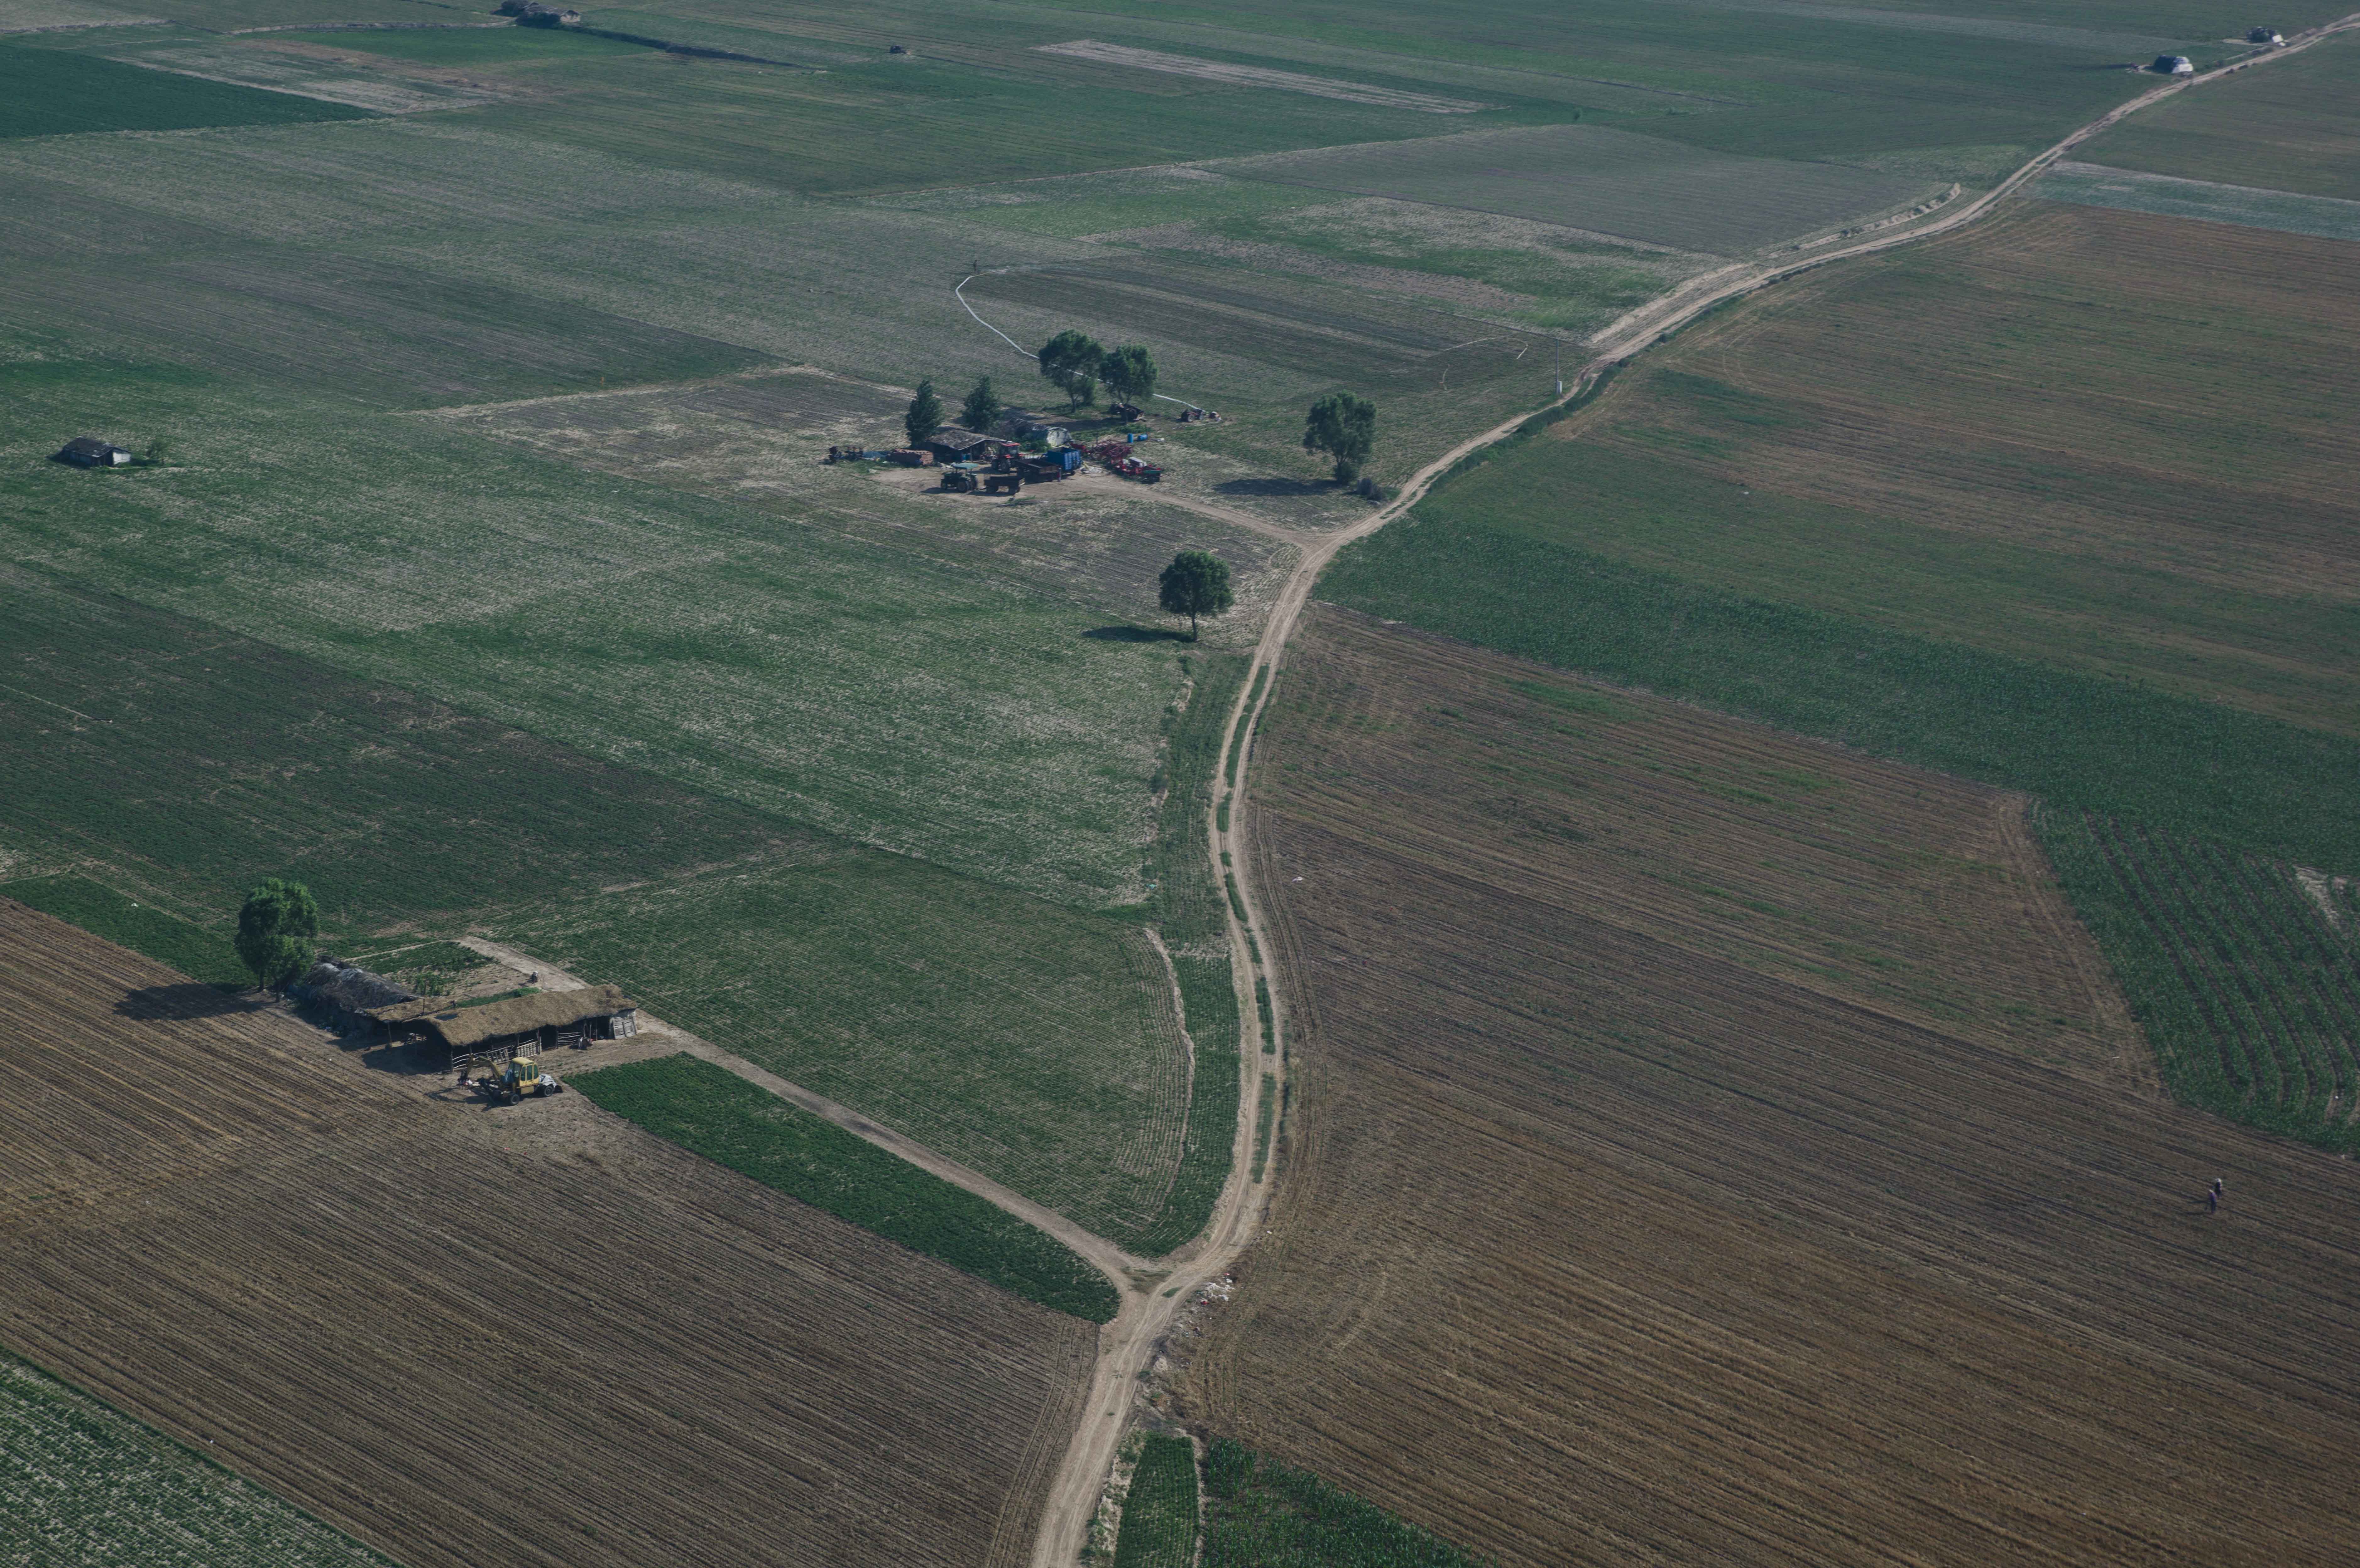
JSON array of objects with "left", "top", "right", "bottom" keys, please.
[
  {"left": 0, "top": 1345, "right": 401, "bottom": 1568},
  {"left": 569, "top": 1054, "right": 1121, "bottom": 1322}
]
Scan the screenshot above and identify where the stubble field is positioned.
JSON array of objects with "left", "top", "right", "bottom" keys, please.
[
  {"left": 0, "top": 900, "right": 1099, "bottom": 1568},
  {"left": 1179, "top": 609, "right": 2360, "bottom": 1568}
]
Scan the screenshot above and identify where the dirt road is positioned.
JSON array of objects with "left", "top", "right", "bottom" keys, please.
[{"left": 1015, "top": 14, "right": 2360, "bottom": 1563}]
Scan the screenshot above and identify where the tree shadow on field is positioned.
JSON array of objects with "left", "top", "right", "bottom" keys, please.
[
  {"left": 114, "top": 983, "right": 261, "bottom": 1021},
  {"left": 1217, "top": 477, "right": 1328, "bottom": 499},
  {"left": 1084, "top": 624, "right": 1191, "bottom": 644}
]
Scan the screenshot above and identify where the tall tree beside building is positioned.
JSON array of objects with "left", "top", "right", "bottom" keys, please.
[
  {"left": 1302, "top": 391, "right": 1378, "bottom": 483},
  {"left": 235, "top": 878, "right": 318, "bottom": 992},
  {"left": 1158, "top": 550, "right": 1235, "bottom": 642},
  {"left": 1038, "top": 330, "right": 1104, "bottom": 411},
  {"left": 904, "top": 379, "right": 945, "bottom": 447},
  {"left": 961, "top": 375, "right": 1002, "bottom": 433},
  {"left": 1100, "top": 345, "right": 1158, "bottom": 409}
]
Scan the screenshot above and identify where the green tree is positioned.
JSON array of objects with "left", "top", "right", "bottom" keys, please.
[
  {"left": 235, "top": 878, "right": 318, "bottom": 992},
  {"left": 1100, "top": 344, "right": 1158, "bottom": 408},
  {"left": 1303, "top": 391, "right": 1378, "bottom": 483},
  {"left": 960, "top": 375, "right": 1002, "bottom": 433},
  {"left": 1158, "top": 550, "right": 1235, "bottom": 642},
  {"left": 1038, "top": 330, "right": 1104, "bottom": 411},
  {"left": 904, "top": 379, "right": 945, "bottom": 447}
]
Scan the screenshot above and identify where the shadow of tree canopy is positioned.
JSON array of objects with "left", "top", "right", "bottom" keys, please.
[
  {"left": 114, "top": 983, "right": 260, "bottom": 1021},
  {"left": 1083, "top": 625, "right": 1191, "bottom": 644}
]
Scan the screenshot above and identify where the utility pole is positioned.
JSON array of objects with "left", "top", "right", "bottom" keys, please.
[{"left": 1555, "top": 338, "right": 1563, "bottom": 397}]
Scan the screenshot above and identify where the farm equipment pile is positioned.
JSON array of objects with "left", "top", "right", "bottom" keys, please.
[{"left": 1084, "top": 439, "right": 1163, "bottom": 483}]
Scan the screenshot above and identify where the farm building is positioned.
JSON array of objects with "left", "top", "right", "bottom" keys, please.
[
  {"left": 498, "top": 0, "right": 582, "bottom": 24},
  {"left": 2153, "top": 53, "right": 2196, "bottom": 74},
  {"left": 295, "top": 960, "right": 418, "bottom": 1035},
  {"left": 55, "top": 436, "right": 131, "bottom": 467},
  {"left": 925, "top": 427, "right": 1013, "bottom": 464},
  {"left": 992, "top": 409, "right": 1069, "bottom": 446},
  {"left": 374, "top": 984, "right": 640, "bottom": 1059}
]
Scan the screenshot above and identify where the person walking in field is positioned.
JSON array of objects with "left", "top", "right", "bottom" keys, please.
[{"left": 2207, "top": 1177, "right": 2223, "bottom": 1214}]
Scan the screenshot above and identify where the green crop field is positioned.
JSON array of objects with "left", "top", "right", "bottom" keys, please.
[
  {"left": 2034, "top": 161, "right": 2360, "bottom": 242},
  {"left": 2078, "top": 31, "right": 2360, "bottom": 200},
  {"left": 0, "top": 875, "right": 247, "bottom": 988},
  {"left": 2039, "top": 809, "right": 2360, "bottom": 1154},
  {"left": 1, "top": 1351, "right": 394, "bottom": 1568},
  {"left": 497, "top": 855, "right": 1199, "bottom": 1247},
  {"left": 1325, "top": 520, "right": 2360, "bottom": 874},
  {"left": 0, "top": 41, "right": 372, "bottom": 140},
  {"left": 1113, "top": 1434, "right": 1201, "bottom": 1568},
  {"left": 570, "top": 1053, "right": 1122, "bottom": 1320},
  {"left": 1201, "top": 1438, "right": 1492, "bottom": 1568}
]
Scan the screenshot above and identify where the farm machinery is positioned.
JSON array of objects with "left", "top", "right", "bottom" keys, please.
[
  {"left": 1085, "top": 439, "right": 1163, "bottom": 483},
  {"left": 454, "top": 1047, "right": 560, "bottom": 1106}
]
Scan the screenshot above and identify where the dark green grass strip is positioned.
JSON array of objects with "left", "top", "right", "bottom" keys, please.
[
  {"left": 1250, "top": 1075, "right": 1277, "bottom": 1183},
  {"left": 1151, "top": 653, "right": 1251, "bottom": 950},
  {"left": 1254, "top": 973, "right": 1276, "bottom": 1053},
  {"left": 1223, "top": 666, "right": 1269, "bottom": 790},
  {"left": 2036, "top": 808, "right": 2360, "bottom": 1155},
  {"left": 1203, "top": 1439, "right": 1495, "bottom": 1567},
  {"left": 1132, "top": 955, "right": 1243, "bottom": 1257},
  {"left": 0, "top": 874, "right": 245, "bottom": 988},
  {"left": 1325, "top": 516, "right": 2360, "bottom": 873},
  {"left": 1114, "top": 1434, "right": 1201, "bottom": 1568},
  {"left": 0, "top": 46, "right": 373, "bottom": 139},
  {"left": 570, "top": 1054, "right": 1119, "bottom": 1321}
]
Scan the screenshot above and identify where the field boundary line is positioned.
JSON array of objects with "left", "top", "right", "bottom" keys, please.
[{"left": 1018, "top": 15, "right": 2360, "bottom": 1562}]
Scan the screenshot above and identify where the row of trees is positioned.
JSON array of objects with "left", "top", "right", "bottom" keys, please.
[{"left": 1039, "top": 331, "right": 1157, "bottom": 412}]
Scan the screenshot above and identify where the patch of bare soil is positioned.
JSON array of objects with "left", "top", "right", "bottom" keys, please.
[
  {"left": 0, "top": 899, "right": 1095, "bottom": 1568},
  {"left": 1176, "top": 608, "right": 2360, "bottom": 1568}
]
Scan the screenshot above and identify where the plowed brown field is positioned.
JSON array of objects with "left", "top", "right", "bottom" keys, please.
[
  {"left": 1179, "top": 608, "right": 2360, "bottom": 1568},
  {"left": 0, "top": 900, "right": 1095, "bottom": 1568}
]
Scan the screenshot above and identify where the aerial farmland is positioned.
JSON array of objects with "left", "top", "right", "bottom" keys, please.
[{"left": 4, "top": 1, "right": 2359, "bottom": 1565}]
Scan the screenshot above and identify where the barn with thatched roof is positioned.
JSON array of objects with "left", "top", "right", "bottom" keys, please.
[{"left": 372, "top": 985, "right": 639, "bottom": 1059}]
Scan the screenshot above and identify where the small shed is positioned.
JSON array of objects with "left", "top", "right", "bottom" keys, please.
[
  {"left": 499, "top": 0, "right": 582, "bottom": 24},
  {"left": 2152, "top": 53, "right": 2195, "bottom": 74},
  {"left": 295, "top": 960, "right": 419, "bottom": 1035},
  {"left": 925, "top": 427, "right": 1012, "bottom": 464},
  {"left": 57, "top": 437, "right": 132, "bottom": 467},
  {"left": 374, "top": 984, "right": 641, "bottom": 1059}
]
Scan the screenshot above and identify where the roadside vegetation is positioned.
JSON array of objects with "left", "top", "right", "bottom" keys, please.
[
  {"left": 1128, "top": 651, "right": 1254, "bottom": 1255},
  {"left": 1112, "top": 1433, "right": 1201, "bottom": 1568},
  {"left": 571, "top": 1054, "right": 1122, "bottom": 1322}
]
